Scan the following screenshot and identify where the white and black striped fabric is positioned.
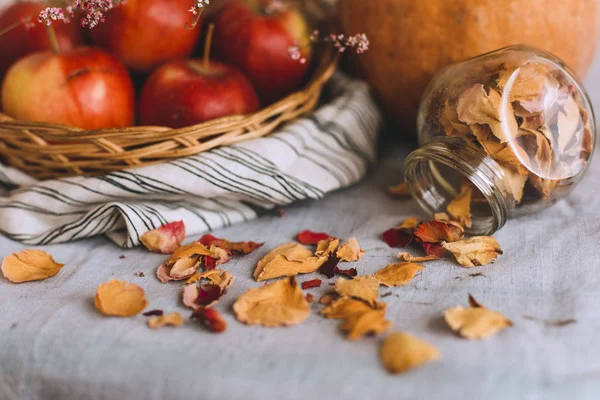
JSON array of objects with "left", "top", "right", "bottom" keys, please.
[{"left": 0, "top": 74, "right": 382, "bottom": 247}]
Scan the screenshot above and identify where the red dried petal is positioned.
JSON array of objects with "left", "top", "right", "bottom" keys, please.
[
  {"left": 334, "top": 267, "right": 358, "bottom": 278},
  {"left": 198, "top": 234, "right": 264, "bottom": 255},
  {"left": 191, "top": 308, "right": 227, "bottom": 333},
  {"left": 416, "top": 238, "right": 446, "bottom": 257},
  {"left": 196, "top": 284, "right": 224, "bottom": 307},
  {"left": 119, "top": 255, "right": 126, "bottom": 259},
  {"left": 296, "top": 230, "right": 333, "bottom": 245},
  {"left": 203, "top": 256, "right": 217, "bottom": 271},
  {"left": 382, "top": 228, "right": 414, "bottom": 248},
  {"left": 301, "top": 279, "right": 322, "bottom": 289},
  {"left": 140, "top": 221, "right": 186, "bottom": 254},
  {"left": 319, "top": 255, "right": 340, "bottom": 278},
  {"left": 305, "top": 293, "right": 315, "bottom": 303},
  {"left": 143, "top": 309, "right": 164, "bottom": 317}
]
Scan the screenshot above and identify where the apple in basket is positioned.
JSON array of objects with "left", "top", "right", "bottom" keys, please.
[
  {"left": 211, "top": 0, "right": 312, "bottom": 104},
  {"left": 1, "top": 47, "right": 135, "bottom": 130},
  {"left": 90, "top": 0, "right": 202, "bottom": 72},
  {"left": 0, "top": 1, "right": 85, "bottom": 78},
  {"left": 139, "top": 25, "right": 260, "bottom": 128}
]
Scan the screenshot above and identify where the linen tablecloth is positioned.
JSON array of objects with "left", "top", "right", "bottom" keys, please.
[{"left": 1, "top": 40, "right": 600, "bottom": 400}]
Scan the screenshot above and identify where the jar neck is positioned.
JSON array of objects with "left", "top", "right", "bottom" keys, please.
[{"left": 404, "top": 137, "right": 513, "bottom": 235}]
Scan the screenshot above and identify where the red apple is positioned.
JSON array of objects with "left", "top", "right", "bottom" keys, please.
[
  {"left": 139, "top": 59, "right": 260, "bottom": 128},
  {"left": 2, "top": 47, "right": 135, "bottom": 130},
  {"left": 0, "top": 1, "right": 85, "bottom": 78},
  {"left": 90, "top": 0, "right": 201, "bottom": 72},
  {"left": 211, "top": 1, "right": 312, "bottom": 104}
]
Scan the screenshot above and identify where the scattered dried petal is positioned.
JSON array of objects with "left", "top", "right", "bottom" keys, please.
[
  {"left": 382, "top": 218, "right": 419, "bottom": 248},
  {"left": 253, "top": 243, "right": 329, "bottom": 281},
  {"left": 342, "top": 308, "right": 392, "bottom": 340},
  {"left": 191, "top": 308, "right": 227, "bottom": 333},
  {"left": 315, "top": 238, "right": 340, "bottom": 256},
  {"left": 156, "top": 243, "right": 214, "bottom": 283},
  {"left": 380, "top": 332, "right": 441, "bottom": 373},
  {"left": 375, "top": 263, "right": 425, "bottom": 287},
  {"left": 319, "top": 292, "right": 339, "bottom": 305},
  {"left": 186, "top": 270, "right": 234, "bottom": 290},
  {"left": 140, "top": 221, "right": 186, "bottom": 254},
  {"left": 442, "top": 236, "right": 503, "bottom": 267},
  {"left": 1, "top": 249, "right": 64, "bottom": 283},
  {"left": 143, "top": 309, "right": 164, "bottom": 317},
  {"left": 318, "top": 255, "right": 340, "bottom": 278},
  {"left": 95, "top": 279, "right": 148, "bottom": 317},
  {"left": 416, "top": 239, "right": 446, "bottom": 257},
  {"left": 198, "top": 234, "right": 264, "bottom": 255},
  {"left": 147, "top": 312, "right": 184, "bottom": 329},
  {"left": 301, "top": 279, "right": 322, "bottom": 289},
  {"left": 446, "top": 183, "right": 473, "bottom": 228},
  {"left": 334, "top": 275, "right": 379, "bottom": 306},
  {"left": 397, "top": 253, "right": 439, "bottom": 262},
  {"left": 415, "top": 220, "right": 464, "bottom": 243},
  {"left": 444, "top": 296, "right": 512, "bottom": 339},
  {"left": 296, "top": 230, "right": 333, "bottom": 245},
  {"left": 334, "top": 267, "right": 358, "bottom": 278},
  {"left": 305, "top": 293, "right": 315, "bottom": 303},
  {"left": 433, "top": 212, "right": 451, "bottom": 221},
  {"left": 336, "top": 237, "right": 365, "bottom": 262},
  {"left": 233, "top": 277, "right": 310, "bottom": 327},
  {"left": 388, "top": 182, "right": 410, "bottom": 197}
]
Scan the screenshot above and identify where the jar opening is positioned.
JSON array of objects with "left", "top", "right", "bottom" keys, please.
[{"left": 404, "top": 137, "right": 512, "bottom": 235}]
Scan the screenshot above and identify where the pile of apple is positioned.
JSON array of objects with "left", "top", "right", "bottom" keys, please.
[{"left": 0, "top": 0, "right": 312, "bottom": 130}]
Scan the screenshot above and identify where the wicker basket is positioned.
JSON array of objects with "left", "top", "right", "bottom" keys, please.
[{"left": 0, "top": 48, "right": 338, "bottom": 180}]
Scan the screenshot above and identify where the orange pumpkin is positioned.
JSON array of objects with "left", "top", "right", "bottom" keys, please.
[{"left": 338, "top": 0, "right": 599, "bottom": 130}]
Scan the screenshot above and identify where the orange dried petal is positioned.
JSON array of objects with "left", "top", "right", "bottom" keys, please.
[
  {"left": 444, "top": 296, "right": 512, "bottom": 340},
  {"left": 414, "top": 220, "right": 464, "bottom": 243},
  {"left": 375, "top": 262, "right": 425, "bottom": 287},
  {"left": 446, "top": 183, "right": 472, "bottom": 228},
  {"left": 253, "top": 243, "right": 327, "bottom": 282},
  {"left": 1, "top": 249, "right": 64, "bottom": 283},
  {"left": 147, "top": 312, "right": 184, "bottom": 329},
  {"left": 380, "top": 332, "right": 441, "bottom": 373},
  {"left": 233, "top": 277, "right": 310, "bottom": 327},
  {"left": 388, "top": 182, "right": 410, "bottom": 197},
  {"left": 334, "top": 275, "right": 379, "bottom": 306},
  {"left": 94, "top": 279, "right": 148, "bottom": 317},
  {"left": 336, "top": 237, "right": 365, "bottom": 262},
  {"left": 397, "top": 253, "right": 439, "bottom": 263},
  {"left": 442, "top": 236, "right": 503, "bottom": 267}
]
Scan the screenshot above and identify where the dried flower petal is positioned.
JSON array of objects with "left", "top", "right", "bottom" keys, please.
[
  {"left": 382, "top": 217, "right": 419, "bottom": 248},
  {"left": 94, "top": 279, "right": 148, "bottom": 317},
  {"left": 301, "top": 279, "right": 322, "bottom": 289},
  {"left": 321, "top": 296, "right": 381, "bottom": 319},
  {"left": 156, "top": 243, "right": 214, "bottom": 283},
  {"left": 456, "top": 84, "right": 518, "bottom": 143},
  {"left": 501, "top": 165, "right": 528, "bottom": 203},
  {"left": 334, "top": 275, "right": 379, "bottom": 306},
  {"left": 322, "top": 296, "right": 391, "bottom": 340},
  {"left": 388, "top": 182, "right": 410, "bottom": 197},
  {"left": 397, "top": 253, "right": 439, "bottom": 262},
  {"left": 253, "top": 243, "right": 328, "bottom": 282},
  {"left": 334, "top": 267, "right": 358, "bottom": 278},
  {"left": 186, "top": 270, "right": 234, "bottom": 290},
  {"left": 319, "top": 255, "right": 340, "bottom": 278},
  {"left": 336, "top": 238, "right": 365, "bottom": 262},
  {"left": 440, "top": 99, "right": 472, "bottom": 140},
  {"left": 147, "top": 312, "right": 184, "bottom": 329},
  {"left": 444, "top": 295, "right": 512, "bottom": 339},
  {"left": 442, "top": 236, "right": 503, "bottom": 267},
  {"left": 1, "top": 249, "right": 64, "bottom": 283},
  {"left": 414, "top": 220, "right": 464, "bottom": 243},
  {"left": 380, "top": 332, "right": 441, "bottom": 374},
  {"left": 191, "top": 308, "right": 227, "bottom": 333},
  {"left": 140, "top": 221, "right": 185, "bottom": 254},
  {"left": 233, "top": 277, "right": 310, "bottom": 327},
  {"left": 433, "top": 213, "right": 451, "bottom": 221},
  {"left": 319, "top": 292, "right": 340, "bottom": 305},
  {"left": 375, "top": 263, "right": 425, "bottom": 287},
  {"left": 203, "top": 245, "right": 232, "bottom": 270},
  {"left": 416, "top": 239, "right": 446, "bottom": 257},
  {"left": 198, "top": 234, "right": 264, "bottom": 256},
  {"left": 446, "top": 183, "right": 473, "bottom": 228},
  {"left": 315, "top": 238, "right": 340, "bottom": 256},
  {"left": 296, "top": 230, "right": 333, "bottom": 245},
  {"left": 143, "top": 309, "right": 164, "bottom": 317}
]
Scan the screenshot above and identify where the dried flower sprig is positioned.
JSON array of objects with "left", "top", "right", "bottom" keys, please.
[
  {"left": 37, "top": 0, "right": 128, "bottom": 29},
  {"left": 289, "top": 29, "right": 370, "bottom": 64},
  {"left": 186, "top": 0, "right": 210, "bottom": 29}
]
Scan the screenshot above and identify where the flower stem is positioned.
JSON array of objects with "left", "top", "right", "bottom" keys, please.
[
  {"left": 204, "top": 23, "right": 215, "bottom": 71},
  {"left": 45, "top": 24, "right": 60, "bottom": 54},
  {"left": 0, "top": 12, "right": 36, "bottom": 37}
]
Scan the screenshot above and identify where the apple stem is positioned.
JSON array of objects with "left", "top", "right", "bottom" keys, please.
[
  {"left": 45, "top": 24, "right": 60, "bottom": 54},
  {"left": 203, "top": 23, "right": 215, "bottom": 71}
]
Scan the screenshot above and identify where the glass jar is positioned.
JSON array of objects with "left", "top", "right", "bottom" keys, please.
[{"left": 404, "top": 45, "right": 596, "bottom": 235}]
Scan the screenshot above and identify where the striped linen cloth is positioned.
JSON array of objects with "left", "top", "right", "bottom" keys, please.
[{"left": 0, "top": 73, "right": 382, "bottom": 247}]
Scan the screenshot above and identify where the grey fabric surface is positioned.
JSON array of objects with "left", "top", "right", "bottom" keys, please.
[{"left": 1, "top": 51, "right": 600, "bottom": 400}]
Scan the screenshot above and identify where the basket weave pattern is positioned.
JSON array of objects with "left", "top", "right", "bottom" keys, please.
[{"left": 0, "top": 51, "right": 337, "bottom": 180}]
